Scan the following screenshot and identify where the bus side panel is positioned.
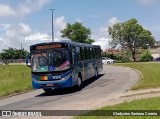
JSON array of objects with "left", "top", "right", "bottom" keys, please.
[
  {"left": 83, "top": 60, "right": 95, "bottom": 81},
  {"left": 97, "top": 58, "right": 103, "bottom": 74},
  {"left": 71, "top": 61, "right": 83, "bottom": 86}
]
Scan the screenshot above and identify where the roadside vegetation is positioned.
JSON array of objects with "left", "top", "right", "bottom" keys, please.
[
  {"left": 75, "top": 62, "right": 160, "bottom": 118},
  {"left": 75, "top": 97, "right": 160, "bottom": 119},
  {"left": 0, "top": 65, "right": 31, "bottom": 98},
  {"left": 115, "top": 63, "right": 160, "bottom": 90}
]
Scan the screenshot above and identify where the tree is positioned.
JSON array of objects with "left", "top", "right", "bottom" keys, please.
[
  {"left": 108, "top": 18, "right": 155, "bottom": 61},
  {"left": 61, "top": 22, "right": 94, "bottom": 44},
  {"left": 0, "top": 47, "right": 28, "bottom": 60}
]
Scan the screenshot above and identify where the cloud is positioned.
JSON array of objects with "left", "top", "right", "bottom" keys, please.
[
  {"left": 137, "top": 0, "right": 160, "bottom": 6},
  {"left": 0, "top": 4, "right": 16, "bottom": 17},
  {"left": 0, "top": 0, "right": 51, "bottom": 17},
  {"left": 0, "top": 23, "right": 52, "bottom": 51},
  {"left": 0, "top": 23, "right": 32, "bottom": 51},
  {"left": 0, "top": 16, "right": 119, "bottom": 52},
  {"left": 0, "top": 24, "right": 10, "bottom": 31},
  {"left": 25, "top": 32, "right": 50, "bottom": 41},
  {"left": 54, "top": 16, "right": 67, "bottom": 40},
  {"left": 0, "top": 15, "right": 68, "bottom": 52},
  {"left": 92, "top": 38, "right": 111, "bottom": 51},
  {"left": 108, "top": 17, "right": 119, "bottom": 26},
  {"left": 92, "top": 17, "right": 119, "bottom": 51},
  {"left": 17, "top": 0, "right": 51, "bottom": 16}
]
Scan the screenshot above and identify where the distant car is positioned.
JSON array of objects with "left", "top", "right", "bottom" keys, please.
[
  {"left": 155, "top": 57, "right": 160, "bottom": 61},
  {"left": 102, "top": 57, "right": 115, "bottom": 64}
]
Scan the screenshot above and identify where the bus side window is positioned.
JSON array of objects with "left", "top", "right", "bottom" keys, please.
[
  {"left": 76, "top": 47, "right": 81, "bottom": 61},
  {"left": 72, "top": 46, "right": 77, "bottom": 64},
  {"left": 80, "top": 47, "right": 84, "bottom": 61}
]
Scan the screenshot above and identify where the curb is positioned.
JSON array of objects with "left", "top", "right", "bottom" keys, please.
[
  {"left": 0, "top": 90, "right": 32, "bottom": 100},
  {"left": 114, "top": 65, "right": 143, "bottom": 81}
]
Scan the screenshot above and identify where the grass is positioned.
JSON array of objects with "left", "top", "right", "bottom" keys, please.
[
  {"left": 115, "top": 62, "right": 160, "bottom": 90},
  {"left": 0, "top": 65, "right": 32, "bottom": 97},
  {"left": 75, "top": 62, "right": 160, "bottom": 119},
  {"left": 75, "top": 97, "right": 160, "bottom": 119}
]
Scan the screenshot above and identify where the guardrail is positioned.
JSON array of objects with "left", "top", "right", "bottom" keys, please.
[{"left": 0, "top": 59, "right": 29, "bottom": 65}]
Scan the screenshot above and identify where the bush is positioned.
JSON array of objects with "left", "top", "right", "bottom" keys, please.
[{"left": 140, "top": 50, "right": 153, "bottom": 62}]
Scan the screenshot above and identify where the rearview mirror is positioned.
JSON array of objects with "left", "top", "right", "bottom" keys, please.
[{"left": 26, "top": 53, "right": 31, "bottom": 68}]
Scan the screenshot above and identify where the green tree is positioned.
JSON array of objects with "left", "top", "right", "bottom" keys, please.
[
  {"left": 0, "top": 47, "right": 28, "bottom": 60},
  {"left": 108, "top": 18, "right": 155, "bottom": 61},
  {"left": 61, "top": 22, "right": 94, "bottom": 44}
]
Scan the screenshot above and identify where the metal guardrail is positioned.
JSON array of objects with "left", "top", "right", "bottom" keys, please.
[{"left": 0, "top": 59, "right": 28, "bottom": 65}]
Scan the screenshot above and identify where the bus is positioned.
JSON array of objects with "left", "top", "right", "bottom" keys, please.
[{"left": 26, "top": 41, "right": 103, "bottom": 93}]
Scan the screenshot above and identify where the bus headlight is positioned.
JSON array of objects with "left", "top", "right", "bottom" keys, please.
[{"left": 61, "top": 73, "right": 71, "bottom": 80}]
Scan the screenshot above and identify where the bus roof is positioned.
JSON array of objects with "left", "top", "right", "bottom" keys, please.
[{"left": 30, "top": 40, "right": 100, "bottom": 48}]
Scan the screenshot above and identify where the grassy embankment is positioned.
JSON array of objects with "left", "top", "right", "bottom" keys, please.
[
  {"left": 116, "top": 63, "right": 160, "bottom": 90},
  {"left": 75, "top": 63, "right": 160, "bottom": 119},
  {"left": 0, "top": 65, "right": 31, "bottom": 98}
]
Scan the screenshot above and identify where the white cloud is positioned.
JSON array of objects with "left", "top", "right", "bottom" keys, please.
[
  {"left": 25, "top": 32, "right": 50, "bottom": 41},
  {"left": 0, "top": 23, "right": 33, "bottom": 51},
  {"left": 0, "top": 0, "right": 51, "bottom": 17},
  {"left": 0, "top": 24, "right": 52, "bottom": 51},
  {"left": 0, "top": 4, "right": 16, "bottom": 17},
  {"left": 17, "top": 0, "right": 51, "bottom": 16},
  {"left": 92, "top": 17, "right": 119, "bottom": 51},
  {"left": 55, "top": 16, "right": 66, "bottom": 30},
  {"left": 138, "top": 0, "right": 160, "bottom": 6},
  {"left": 108, "top": 17, "right": 119, "bottom": 26},
  {"left": 0, "top": 15, "right": 68, "bottom": 52},
  {"left": 92, "top": 38, "right": 111, "bottom": 51},
  {"left": 0, "top": 24, "right": 10, "bottom": 30},
  {"left": 0, "top": 16, "right": 119, "bottom": 52},
  {"left": 54, "top": 16, "right": 67, "bottom": 40}
]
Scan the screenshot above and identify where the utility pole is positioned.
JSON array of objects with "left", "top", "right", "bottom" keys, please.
[{"left": 50, "top": 9, "right": 55, "bottom": 41}]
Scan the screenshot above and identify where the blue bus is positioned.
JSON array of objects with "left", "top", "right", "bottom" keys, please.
[{"left": 26, "top": 41, "right": 103, "bottom": 93}]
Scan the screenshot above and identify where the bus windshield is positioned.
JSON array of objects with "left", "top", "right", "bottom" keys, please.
[{"left": 31, "top": 50, "right": 71, "bottom": 72}]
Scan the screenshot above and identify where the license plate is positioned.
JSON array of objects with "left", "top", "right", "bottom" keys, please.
[{"left": 46, "top": 84, "right": 53, "bottom": 87}]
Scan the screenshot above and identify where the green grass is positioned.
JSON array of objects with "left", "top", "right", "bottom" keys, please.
[
  {"left": 115, "top": 63, "right": 160, "bottom": 90},
  {"left": 75, "top": 97, "right": 160, "bottom": 119},
  {"left": 0, "top": 65, "right": 32, "bottom": 97},
  {"left": 75, "top": 62, "right": 160, "bottom": 119}
]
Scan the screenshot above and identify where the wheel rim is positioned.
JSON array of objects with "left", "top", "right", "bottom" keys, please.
[{"left": 77, "top": 77, "right": 82, "bottom": 86}]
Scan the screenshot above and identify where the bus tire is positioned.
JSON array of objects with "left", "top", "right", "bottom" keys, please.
[
  {"left": 77, "top": 76, "right": 82, "bottom": 87},
  {"left": 77, "top": 74, "right": 82, "bottom": 90},
  {"left": 43, "top": 88, "right": 53, "bottom": 94}
]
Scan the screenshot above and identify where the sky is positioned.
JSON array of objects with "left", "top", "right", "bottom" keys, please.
[{"left": 0, "top": 0, "right": 160, "bottom": 51}]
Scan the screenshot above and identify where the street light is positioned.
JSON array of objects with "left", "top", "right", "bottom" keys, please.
[{"left": 50, "top": 9, "right": 55, "bottom": 41}]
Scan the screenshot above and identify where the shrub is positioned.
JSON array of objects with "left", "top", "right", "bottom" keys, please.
[{"left": 140, "top": 50, "right": 153, "bottom": 62}]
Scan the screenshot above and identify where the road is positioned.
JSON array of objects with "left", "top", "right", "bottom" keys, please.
[{"left": 0, "top": 65, "right": 139, "bottom": 117}]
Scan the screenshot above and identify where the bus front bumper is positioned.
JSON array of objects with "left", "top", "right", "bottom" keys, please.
[{"left": 32, "top": 77, "right": 72, "bottom": 89}]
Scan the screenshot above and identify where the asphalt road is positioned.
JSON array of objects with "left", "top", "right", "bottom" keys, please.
[{"left": 0, "top": 65, "right": 139, "bottom": 117}]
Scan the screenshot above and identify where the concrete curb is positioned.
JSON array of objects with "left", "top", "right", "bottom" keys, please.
[{"left": 0, "top": 90, "right": 32, "bottom": 100}]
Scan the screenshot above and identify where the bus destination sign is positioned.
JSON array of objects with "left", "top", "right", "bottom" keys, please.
[
  {"left": 30, "top": 43, "right": 68, "bottom": 51},
  {"left": 36, "top": 44, "right": 62, "bottom": 50}
]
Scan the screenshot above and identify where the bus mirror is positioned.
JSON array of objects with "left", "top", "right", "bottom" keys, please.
[{"left": 26, "top": 53, "right": 31, "bottom": 68}]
